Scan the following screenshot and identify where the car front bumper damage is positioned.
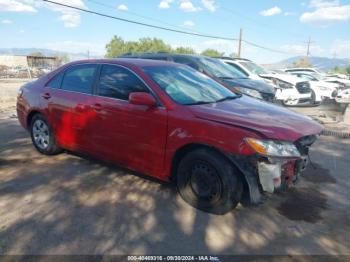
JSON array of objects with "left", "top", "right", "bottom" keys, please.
[{"left": 227, "top": 135, "right": 316, "bottom": 205}]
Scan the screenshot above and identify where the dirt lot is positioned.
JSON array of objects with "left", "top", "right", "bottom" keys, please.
[{"left": 0, "top": 80, "right": 350, "bottom": 255}]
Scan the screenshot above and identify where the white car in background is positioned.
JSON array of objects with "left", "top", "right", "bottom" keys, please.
[
  {"left": 284, "top": 67, "right": 325, "bottom": 76},
  {"left": 288, "top": 71, "right": 338, "bottom": 104},
  {"left": 336, "top": 89, "right": 350, "bottom": 104},
  {"left": 219, "top": 57, "right": 312, "bottom": 106},
  {"left": 284, "top": 68, "right": 350, "bottom": 88}
]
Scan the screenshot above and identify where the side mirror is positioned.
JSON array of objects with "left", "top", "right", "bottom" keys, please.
[{"left": 129, "top": 92, "right": 157, "bottom": 107}]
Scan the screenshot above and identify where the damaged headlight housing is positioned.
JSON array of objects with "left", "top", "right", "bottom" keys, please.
[
  {"left": 276, "top": 80, "right": 293, "bottom": 89},
  {"left": 245, "top": 138, "right": 300, "bottom": 158}
]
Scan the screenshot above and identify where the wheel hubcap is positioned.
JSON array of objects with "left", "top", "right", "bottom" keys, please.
[
  {"left": 189, "top": 161, "right": 222, "bottom": 202},
  {"left": 32, "top": 120, "right": 50, "bottom": 150}
]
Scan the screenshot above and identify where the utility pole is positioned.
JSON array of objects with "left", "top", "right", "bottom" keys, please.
[
  {"left": 237, "top": 28, "right": 243, "bottom": 58},
  {"left": 305, "top": 36, "right": 314, "bottom": 57}
]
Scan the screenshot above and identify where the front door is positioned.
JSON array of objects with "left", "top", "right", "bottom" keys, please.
[{"left": 91, "top": 64, "right": 168, "bottom": 178}]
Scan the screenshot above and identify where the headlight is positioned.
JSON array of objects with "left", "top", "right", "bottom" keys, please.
[
  {"left": 276, "top": 80, "right": 293, "bottom": 89},
  {"left": 245, "top": 138, "right": 301, "bottom": 158},
  {"left": 239, "top": 88, "right": 263, "bottom": 99},
  {"left": 318, "top": 86, "right": 331, "bottom": 91}
]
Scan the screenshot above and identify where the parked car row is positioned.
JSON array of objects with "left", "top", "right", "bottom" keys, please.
[
  {"left": 17, "top": 57, "right": 323, "bottom": 214},
  {"left": 282, "top": 67, "right": 350, "bottom": 105},
  {"left": 0, "top": 66, "right": 53, "bottom": 78}
]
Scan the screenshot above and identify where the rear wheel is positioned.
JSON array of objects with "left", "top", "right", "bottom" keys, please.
[
  {"left": 176, "top": 148, "right": 243, "bottom": 215},
  {"left": 30, "top": 114, "right": 62, "bottom": 155}
]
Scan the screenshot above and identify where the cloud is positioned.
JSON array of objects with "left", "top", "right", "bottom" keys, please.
[
  {"left": 280, "top": 44, "right": 324, "bottom": 55},
  {"left": 330, "top": 39, "right": 350, "bottom": 59},
  {"left": 117, "top": 4, "right": 128, "bottom": 11},
  {"left": 284, "top": 12, "right": 296, "bottom": 16},
  {"left": 44, "top": 0, "right": 86, "bottom": 28},
  {"left": 260, "top": 6, "right": 282, "bottom": 16},
  {"left": 300, "top": 2, "right": 350, "bottom": 25},
  {"left": 1, "top": 19, "right": 13, "bottom": 24},
  {"left": 179, "top": 0, "right": 201, "bottom": 12},
  {"left": 183, "top": 20, "right": 194, "bottom": 27},
  {"left": 158, "top": 0, "right": 174, "bottom": 9},
  {"left": 309, "top": 0, "right": 339, "bottom": 9},
  {"left": 201, "top": 0, "right": 216, "bottom": 12},
  {"left": 0, "top": 0, "right": 37, "bottom": 12}
]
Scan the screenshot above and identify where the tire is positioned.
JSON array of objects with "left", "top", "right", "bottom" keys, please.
[
  {"left": 30, "top": 113, "right": 62, "bottom": 155},
  {"left": 176, "top": 148, "right": 243, "bottom": 215}
]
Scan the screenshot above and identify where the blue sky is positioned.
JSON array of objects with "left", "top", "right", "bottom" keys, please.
[{"left": 0, "top": 0, "right": 349, "bottom": 63}]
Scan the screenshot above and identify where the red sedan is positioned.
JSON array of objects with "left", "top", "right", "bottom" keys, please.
[{"left": 17, "top": 59, "right": 323, "bottom": 214}]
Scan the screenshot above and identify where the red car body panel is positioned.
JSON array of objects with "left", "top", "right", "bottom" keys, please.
[{"left": 17, "top": 59, "right": 323, "bottom": 182}]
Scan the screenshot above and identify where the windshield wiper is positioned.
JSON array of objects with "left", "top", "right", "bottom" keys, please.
[
  {"left": 185, "top": 101, "right": 213, "bottom": 105},
  {"left": 215, "top": 95, "right": 241, "bottom": 103},
  {"left": 218, "top": 76, "right": 236, "bottom": 80}
]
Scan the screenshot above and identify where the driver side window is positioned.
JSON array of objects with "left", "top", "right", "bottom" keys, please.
[{"left": 97, "top": 65, "right": 149, "bottom": 100}]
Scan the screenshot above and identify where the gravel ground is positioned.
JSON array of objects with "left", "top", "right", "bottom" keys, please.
[{"left": 0, "top": 79, "right": 350, "bottom": 255}]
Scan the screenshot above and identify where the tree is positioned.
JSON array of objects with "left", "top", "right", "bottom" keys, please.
[
  {"left": 105, "top": 36, "right": 126, "bottom": 58},
  {"left": 345, "top": 66, "right": 350, "bottom": 75},
  {"left": 229, "top": 52, "right": 238, "bottom": 58},
  {"left": 29, "top": 52, "right": 44, "bottom": 57},
  {"left": 55, "top": 54, "right": 69, "bottom": 65},
  {"left": 174, "top": 46, "right": 196, "bottom": 54},
  {"left": 105, "top": 36, "right": 172, "bottom": 58},
  {"left": 200, "top": 49, "right": 224, "bottom": 57},
  {"left": 291, "top": 57, "right": 313, "bottom": 68}
]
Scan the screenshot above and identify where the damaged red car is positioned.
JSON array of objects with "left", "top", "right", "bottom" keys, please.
[{"left": 16, "top": 59, "right": 323, "bottom": 214}]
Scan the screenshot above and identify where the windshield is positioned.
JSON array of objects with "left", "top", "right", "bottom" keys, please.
[
  {"left": 143, "top": 65, "right": 237, "bottom": 105},
  {"left": 240, "top": 61, "right": 269, "bottom": 75},
  {"left": 199, "top": 57, "right": 247, "bottom": 78}
]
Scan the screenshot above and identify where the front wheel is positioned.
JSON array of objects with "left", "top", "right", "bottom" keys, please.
[
  {"left": 176, "top": 148, "right": 243, "bottom": 215},
  {"left": 30, "top": 114, "right": 62, "bottom": 155}
]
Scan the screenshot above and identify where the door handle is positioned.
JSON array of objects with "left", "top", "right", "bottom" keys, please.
[
  {"left": 42, "top": 92, "right": 51, "bottom": 100},
  {"left": 92, "top": 103, "right": 102, "bottom": 111}
]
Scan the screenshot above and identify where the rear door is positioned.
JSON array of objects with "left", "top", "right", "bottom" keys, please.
[
  {"left": 91, "top": 64, "right": 168, "bottom": 177},
  {"left": 43, "top": 64, "right": 98, "bottom": 151}
]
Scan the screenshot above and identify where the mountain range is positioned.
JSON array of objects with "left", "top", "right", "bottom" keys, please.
[
  {"left": 0, "top": 48, "right": 349, "bottom": 70},
  {"left": 267, "top": 56, "right": 350, "bottom": 70}
]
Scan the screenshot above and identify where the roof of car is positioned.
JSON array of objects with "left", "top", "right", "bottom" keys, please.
[
  {"left": 215, "top": 57, "right": 252, "bottom": 62},
  {"left": 119, "top": 52, "right": 207, "bottom": 59},
  {"left": 64, "top": 58, "right": 180, "bottom": 68}
]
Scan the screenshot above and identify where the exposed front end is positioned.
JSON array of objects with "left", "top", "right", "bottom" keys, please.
[
  {"left": 229, "top": 135, "right": 319, "bottom": 204},
  {"left": 274, "top": 80, "right": 312, "bottom": 106}
]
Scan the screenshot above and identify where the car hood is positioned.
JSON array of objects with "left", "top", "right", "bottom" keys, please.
[
  {"left": 260, "top": 73, "right": 301, "bottom": 85},
  {"left": 315, "top": 81, "right": 338, "bottom": 89},
  {"left": 220, "top": 78, "right": 275, "bottom": 94},
  {"left": 189, "top": 96, "right": 323, "bottom": 142}
]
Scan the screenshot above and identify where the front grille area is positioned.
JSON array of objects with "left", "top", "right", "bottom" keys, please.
[
  {"left": 294, "top": 135, "right": 317, "bottom": 155},
  {"left": 261, "top": 92, "right": 275, "bottom": 102},
  {"left": 296, "top": 82, "right": 311, "bottom": 94}
]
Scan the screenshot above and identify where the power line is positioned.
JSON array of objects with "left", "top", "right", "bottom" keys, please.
[
  {"left": 86, "top": 0, "right": 201, "bottom": 35},
  {"left": 43, "top": 0, "right": 237, "bottom": 41},
  {"left": 220, "top": 6, "right": 307, "bottom": 40},
  {"left": 42, "top": 0, "right": 293, "bottom": 55}
]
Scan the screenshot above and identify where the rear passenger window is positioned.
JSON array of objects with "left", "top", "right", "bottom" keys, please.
[
  {"left": 61, "top": 64, "right": 97, "bottom": 94},
  {"left": 226, "top": 63, "right": 248, "bottom": 76},
  {"left": 47, "top": 72, "right": 63, "bottom": 89},
  {"left": 97, "top": 65, "right": 149, "bottom": 100},
  {"left": 173, "top": 57, "right": 200, "bottom": 70}
]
